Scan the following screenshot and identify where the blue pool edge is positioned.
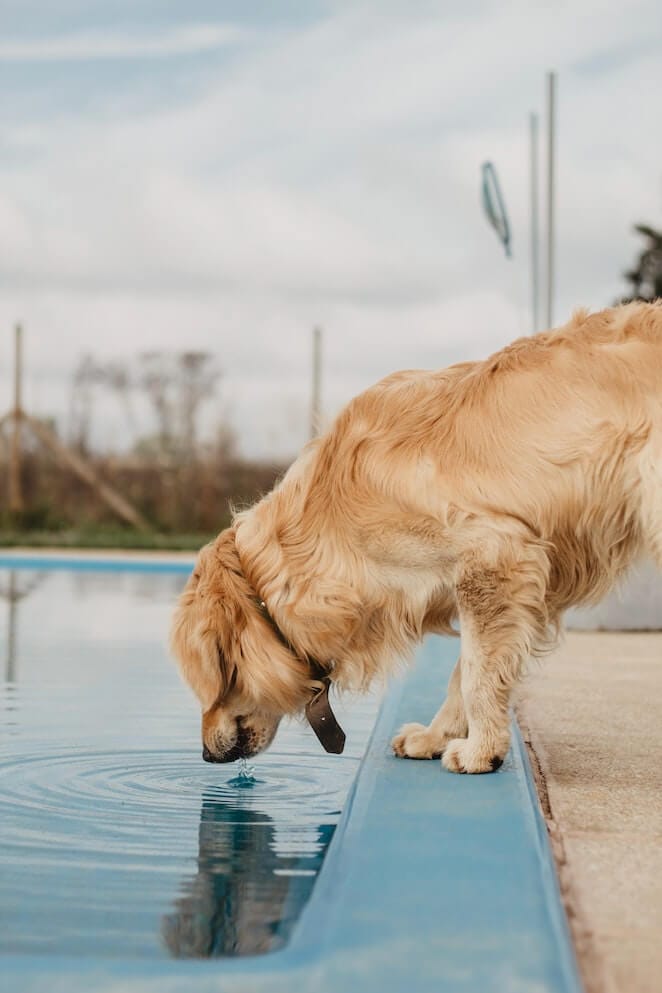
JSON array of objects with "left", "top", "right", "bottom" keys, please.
[
  {"left": 0, "top": 552, "right": 195, "bottom": 573},
  {"left": 287, "top": 637, "right": 584, "bottom": 993}
]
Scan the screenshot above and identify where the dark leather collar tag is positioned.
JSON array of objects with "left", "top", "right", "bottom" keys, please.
[{"left": 305, "top": 679, "right": 346, "bottom": 754}]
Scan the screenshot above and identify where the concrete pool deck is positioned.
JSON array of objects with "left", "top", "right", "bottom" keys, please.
[{"left": 518, "top": 631, "right": 662, "bottom": 993}]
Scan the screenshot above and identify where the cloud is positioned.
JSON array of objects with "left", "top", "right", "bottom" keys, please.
[{"left": 0, "top": 23, "right": 246, "bottom": 62}]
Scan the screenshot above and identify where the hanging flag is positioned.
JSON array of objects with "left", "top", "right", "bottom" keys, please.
[{"left": 481, "top": 161, "right": 512, "bottom": 258}]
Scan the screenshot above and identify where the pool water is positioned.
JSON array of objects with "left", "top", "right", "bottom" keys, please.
[{"left": 0, "top": 564, "right": 380, "bottom": 960}]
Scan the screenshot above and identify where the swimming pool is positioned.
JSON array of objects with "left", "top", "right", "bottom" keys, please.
[
  {"left": 0, "top": 554, "right": 583, "bottom": 993},
  {"left": 0, "top": 557, "right": 379, "bottom": 961}
]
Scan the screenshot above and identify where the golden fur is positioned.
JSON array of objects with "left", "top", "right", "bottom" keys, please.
[{"left": 171, "top": 302, "right": 662, "bottom": 772}]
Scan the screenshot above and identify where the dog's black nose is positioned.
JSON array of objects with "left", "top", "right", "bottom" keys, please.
[
  {"left": 202, "top": 740, "right": 249, "bottom": 763},
  {"left": 202, "top": 743, "right": 244, "bottom": 763}
]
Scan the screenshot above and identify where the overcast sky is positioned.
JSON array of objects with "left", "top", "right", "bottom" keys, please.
[{"left": 1, "top": 0, "right": 661, "bottom": 459}]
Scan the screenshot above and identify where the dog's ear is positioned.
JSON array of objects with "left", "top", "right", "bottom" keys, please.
[
  {"left": 236, "top": 609, "right": 312, "bottom": 715},
  {"left": 170, "top": 586, "right": 220, "bottom": 712},
  {"left": 171, "top": 532, "right": 311, "bottom": 717},
  {"left": 170, "top": 552, "right": 236, "bottom": 712}
]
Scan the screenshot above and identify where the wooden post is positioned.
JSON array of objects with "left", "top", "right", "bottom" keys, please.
[
  {"left": 9, "top": 323, "right": 23, "bottom": 514},
  {"left": 310, "top": 327, "right": 322, "bottom": 440}
]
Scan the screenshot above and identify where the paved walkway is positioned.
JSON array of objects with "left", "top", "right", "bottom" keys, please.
[{"left": 518, "top": 632, "right": 662, "bottom": 993}]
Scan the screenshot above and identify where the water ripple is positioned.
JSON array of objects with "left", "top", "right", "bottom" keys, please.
[
  {"left": 0, "top": 744, "right": 353, "bottom": 857},
  {"left": 0, "top": 567, "right": 380, "bottom": 958}
]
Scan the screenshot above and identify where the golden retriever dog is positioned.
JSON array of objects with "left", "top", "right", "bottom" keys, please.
[{"left": 171, "top": 302, "right": 662, "bottom": 773}]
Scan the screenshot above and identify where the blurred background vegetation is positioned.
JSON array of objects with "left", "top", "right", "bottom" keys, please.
[{"left": 0, "top": 348, "right": 286, "bottom": 549}]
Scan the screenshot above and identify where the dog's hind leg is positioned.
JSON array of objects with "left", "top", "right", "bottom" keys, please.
[
  {"left": 442, "top": 547, "right": 549, "bottom": 774},
  {"left": 392, "top": 658, "right": 468, "bottom": 759}
]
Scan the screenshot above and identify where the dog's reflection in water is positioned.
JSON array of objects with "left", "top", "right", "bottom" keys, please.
[{"left": 162, "top": 797, "right": 334, "bottom": 957}]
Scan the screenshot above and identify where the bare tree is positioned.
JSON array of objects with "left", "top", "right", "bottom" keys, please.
[
  {"left": 178, "top": 352, "right": 220, "bottom": 460},
  {"left": 68, "top": 347, "right": 223, "bottom": 467},
  {"left": 68, "top": 355, "right": 104, "bottom": 454},
  {"left": 103, "top": 360, "right": 138, "bottom": 439},
  {"left": 138, "top": 351, "right": 220, "bottom": 462},
  {"left": 139, "top": 353, "right": 177, "bottom": 460}
]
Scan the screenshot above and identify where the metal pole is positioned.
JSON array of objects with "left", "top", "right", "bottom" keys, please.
[
  {"left": 529, "top": 112, "right": 540, "bottom": 334},
  {"left": 545, "top": 71, "right": 556, "bottom": 329},
  {"left": 310, "top": 327, "right": 322, "bottom": 440},
  {"left": 9, "top": 323, "right": 23, "bottom": 513}
]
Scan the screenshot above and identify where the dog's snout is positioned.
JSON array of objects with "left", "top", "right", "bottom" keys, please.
[
  {"left": 202, "top": 722, "right": 251, "bottom": 764},
  {"left": 202, "top": 742, "right": 246, "bottom": 764}
]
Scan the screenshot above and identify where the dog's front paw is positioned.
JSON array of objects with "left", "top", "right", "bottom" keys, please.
[
  {"left": 441, "top": 737, "right": 506, "bottom": 774},
  {"left": 392, "top": 722, "right": 446, "bottom": 759}
]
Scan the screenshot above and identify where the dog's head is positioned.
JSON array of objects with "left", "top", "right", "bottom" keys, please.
[{"left": 170, "top": 529, "right": 314, "bottom": 763}]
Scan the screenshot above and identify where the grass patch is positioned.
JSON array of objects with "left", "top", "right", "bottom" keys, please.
[{"left": 0, "top": 526, "right": 213, "bottom": 552}]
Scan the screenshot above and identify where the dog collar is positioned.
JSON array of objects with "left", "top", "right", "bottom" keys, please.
[
  {"left": 304, "top": 662, "right": 346, "bottom": 755},
  {"left": 256, "top": 598, "right": 346, "bottom": 755}
]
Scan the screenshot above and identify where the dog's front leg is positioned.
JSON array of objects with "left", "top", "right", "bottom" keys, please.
[
  {"left": 442, "top": 543, "right": 549, "bottom": 772},
  {"left": 392, "top": 658, "right": 468, "bottom": 759},
  {"left": 441, "top": 610, "right": 513, "bottom": 773},
  {"left": 442, "top": 584, "right": 544, "bottom": 772},
  {"left": 393, "top": 544, "right": 548, "bottom": 773}
]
